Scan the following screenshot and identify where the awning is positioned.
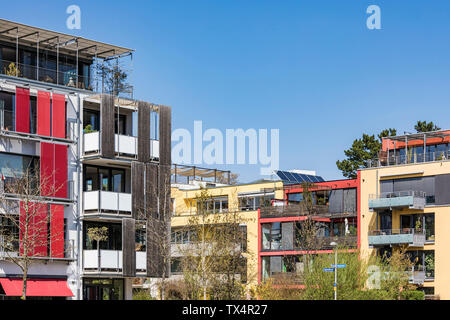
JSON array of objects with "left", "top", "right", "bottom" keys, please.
[{"left": 0, "top": 278, "right": 74, "bottom": 297}]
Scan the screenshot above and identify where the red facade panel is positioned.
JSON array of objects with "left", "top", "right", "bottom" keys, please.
[
  {"left": 52, "top": 93, "right": 66, "bottom": 138},
  {"left": 54, "top": 144, "right": 67, "bottom": 199},
  {"left": 50, "top": 204, "right": 65, "bottom": 258},
  {"left": 15, "top": 87, "right": 30, "bottom": 133},
  {"left": 40, "top": 142, "right": 55, "bottom": 197},
  {"left": 37, "top": 91, "right": 51, "bottom": 136}
]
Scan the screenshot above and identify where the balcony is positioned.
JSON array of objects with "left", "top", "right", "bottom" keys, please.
[
  {"left": 260, "top": 204, "right": 330, "bottom": 219},
  {"left": 369, "top": 191, "right": 426, "bottom": 210},
  {"left": 368, "top": 228, "right": 425, "bottom": 247},
  {"left": 83, "top": 249, "right": 146, "bottom": 272},
  {"left": 83, "top": 132, "right": 159, "bottom": 159},
  {"left": 83, "top": 190, "right": 132, "bottom": 215},
  {"left": 410, "top": 266, "right": 426, "bottom": 285},
  {"left": 367, "top": 150, "right": 450, "bottom": 168},
  {"left": 0, "top": 238, "right": 75, "bottom": 261}
]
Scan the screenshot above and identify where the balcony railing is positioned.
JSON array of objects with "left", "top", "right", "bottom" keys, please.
[
  {"left": 367, "top": 150, "right": 450, "bottom": 168},
  {"left": 83, "top": 132, "right": 159, "bottom": 159},
  {"left": 1, "top": 59, "right": 91, "bottom": 90},
  {"left": 83, "top": 249, "right": 146, "bottom": 272},
  {"left": 262, "top": 235, "right": 358, "bottom": 252},
  {"left": 0, "top": 238, "right": 75, "bottom": 260},
  {"left": 369, "top": 191, "right": 426, "bottom": 210},
  {"left": 368, "top": 228, "right": 425, "bottom": 247},
  {"left": 260, "top": 204, "right": 333, "bottom": 219},
  {"left": 83, "top": 190, "right": 132, "bottom": 214}
]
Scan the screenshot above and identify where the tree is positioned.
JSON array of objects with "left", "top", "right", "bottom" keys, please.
[
  {"left": 135, "top": 171, "right": 172, "bottom": 300},
  {"left": 0, "top": 167, "right": 65, "bottom": 299},
  {"left": 336, "top": 128, "right": 397, "bottom": 179},
  {"left": 95, "top": 60, "right": 132, "bottom": 98},
  {"left": 178, "top": 188, "right": 249, "bottom": 300},
  {"left": 87, "top": 226, "right": 108, "bottom": 274},
  {"left": 414, "top": 121, "right": 440, "bottom": 133},
  {"left": 216, "top": 172, "right": 239, "bottom": 185}
]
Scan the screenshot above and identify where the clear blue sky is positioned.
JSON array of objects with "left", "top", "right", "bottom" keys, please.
[{"left": 4, "top": 1, "right": 450, "bottom": 182}]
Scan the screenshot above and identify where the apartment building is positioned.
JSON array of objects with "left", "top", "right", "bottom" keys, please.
[
  {"left": 360, "top": 130, "right": 450, "bottom": 299},
  {"left": 0, "top": 19, "right": 171, "bottom": 300},
  {"left": 167, "top": 165, "right": 284, "bottom": 292},
  {"left": 258, "top": 171, "right": 359, "bottom": 284}
]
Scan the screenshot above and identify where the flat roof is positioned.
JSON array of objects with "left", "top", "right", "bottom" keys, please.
[
  {"left": 0, "top": 19, "right": 134, "bottom": 59},
  {"left": 384, "top": 130, "right": 450, "bottom": 142}
]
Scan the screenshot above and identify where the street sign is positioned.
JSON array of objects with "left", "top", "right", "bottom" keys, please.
[
  {"left": 331, "top": 264, "right": 346, "bottom": 268},
  {"left": 323, "top": 268, "right": 334, "bottom": 272}
]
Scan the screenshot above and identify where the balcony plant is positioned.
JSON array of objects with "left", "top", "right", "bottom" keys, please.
[
  {"left": 425, "top": 253, "right": 435, "bottom": 278},
  {"left": 83, "top": 124, "right": 98, "bottom": 134},
  {"left": 4, "top": 62, "right": 20, "bottom": 77}
]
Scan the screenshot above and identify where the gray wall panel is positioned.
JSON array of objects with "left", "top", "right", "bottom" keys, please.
[
  {"left": 281, "top": 222, "right": 293, "bottom": 250},
  {"left": 435, "top": 174, "right": 450, "bottom": 205}
]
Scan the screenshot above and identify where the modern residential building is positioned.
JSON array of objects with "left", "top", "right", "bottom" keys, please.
[
  {"left": 360, "top": 130, "right": 450, "bottom": 299},
  {"left": 0, "top": 19, "right": 171, "bottom": 300},
  {"left": 258, "top": 171, "right": 359, "bottom": 284},
  {"left": 166, "top": 165, "right": 284, "bottom": 294}
]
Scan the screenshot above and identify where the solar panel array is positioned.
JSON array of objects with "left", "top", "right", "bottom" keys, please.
[{"left": 275, "top": 170, "right": 325, "bottom": 184}]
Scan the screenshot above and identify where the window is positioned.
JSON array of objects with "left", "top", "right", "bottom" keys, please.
[
  {"left": 400, "top": 213, "right": 435, "bottom": 241},
  {"left": 0, "top": 91, "right": 15, "bottom": 131},
  {"left": 239, "top": 193, "right": 274, "bottom": 211},
  {"left": 199, "top": 196, "right": 228, "bottom": 214},
  {"left": 261, "top": 222, "right": 282, "bottom": 250},
  {"left": 0, "top": 152, "right": 38, "bottom": 190},
  {"left": 83, "top": 222, "right": 122, "bottom": 250},
  {"left": 135, "top": 224, "right": 146, "bottom": 252},
  {"left": 83, "top": 165, "right": 126, "bottom": 193},
  {"left": 29, "top": 96, "right": 37, "bottom": 134},
  {"left": 83, "top": 109, "right": 99, "bottom": 132}
]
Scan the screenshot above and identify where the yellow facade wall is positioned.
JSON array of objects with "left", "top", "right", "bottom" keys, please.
[
  {"left": 170, "top": 181, "right": 284, "bottom": 287},
  {"left": 359, "top": 161, "right": 450, "bottom": 299}
]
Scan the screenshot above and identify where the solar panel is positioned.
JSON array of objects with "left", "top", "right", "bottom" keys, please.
[{"left": 275, "top": 170, "right": 325, "bottom": 184}]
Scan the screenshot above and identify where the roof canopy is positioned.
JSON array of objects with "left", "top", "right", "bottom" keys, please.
[
  {"left": 385, "top": 130, "right": 450, "bottom": 142},
  {"left": 0, "top": 19, "right": 134, "bottom": 60}
]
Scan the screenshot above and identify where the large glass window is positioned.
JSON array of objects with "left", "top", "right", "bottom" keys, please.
[
  {"left": 400, "top": 213, "right": 434, "bottom": 241},
  {"left": 83, "top": 278, "right": 123, "bottom": 300},
  {"left": 0, "top": 152, "right": 38, "bottom": 190},
  {"left": 83, "top": 109, "right": 99, "bottom": 132},
  {"left": 83, "top": 221, "right": 122, "bottom": 250},
  {"left": 0, "top": 91, "right": 15, "bottom": 131},
  {"left": 238, "top": 193, "right": 274, "bottom": 211},
  {"left": 199, "top": 196, "right": 228, "bottom": 214},
  {"left": 83, "top": 165, "right": 126, "bottom": 193}
]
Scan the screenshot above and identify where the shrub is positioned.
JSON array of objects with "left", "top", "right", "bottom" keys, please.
[{"left": 401, "top": 290, "right": 425, "bottom": 300}]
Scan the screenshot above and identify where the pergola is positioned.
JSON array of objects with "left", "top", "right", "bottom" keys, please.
[
  {"left": 383, "top": 130, "right": 450, "bottom": 155},
  {"left": 0, "top": 19, "right": 134, "bottom": 89},
  {"left": 172, "top": 164, "right": 231, "bottom": 185}
]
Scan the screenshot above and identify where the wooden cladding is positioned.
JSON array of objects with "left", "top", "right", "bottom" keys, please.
[
  {"left": 146, "top": 219, "right": 169, "bottom": 278},
  {"left": 137, "top": 101, "right": 151, "bottom": 162},
  {"left": 100, "top": 94, "right": 115, "bottom": 158},
  {"left": 122, "top": 218, "right": 136, "bottom": 277},
  {"left": 158, "top": 105, "right": 171, "bottom": 166},
  {"left": 131, "top": 161, "right": 145, "bottom": 220}
]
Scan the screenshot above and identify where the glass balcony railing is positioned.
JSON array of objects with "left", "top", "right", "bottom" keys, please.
[
  {"left": 1, "top": 59, "right": 91, "bottom": 90},
  {"left": 368, "top": 228, "right": 426, "bottom": 247},
  {"left": 83, "top": 190, "right": 132, "bottom": 215},
  {"left": 369, "top": 190, "right": 426, "bottom": 210},
  {"left": 367, "top": 150, "right": 449, "bottom": 168}
]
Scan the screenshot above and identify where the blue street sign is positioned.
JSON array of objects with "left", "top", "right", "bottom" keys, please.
[
  {"left": 333, "top": 283, "right": 337, "bottom": 287},
  {"left": 323, "top": 268, "right": 334, "bottom": 272},
  {"left": 331, "top": 264, "right": 346, "bottom": 268}
]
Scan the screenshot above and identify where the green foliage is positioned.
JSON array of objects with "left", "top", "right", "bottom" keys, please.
[
  {"left": 414, "top": 121, "right": 440, "bottom": 133},
  {"left": 132, "top": 289, "right": 154, "bottom": 300},
  {"left": 400, "top": 290, "right": 425, "bottom": 300},
  {"left": 83, "top": 124, "right": 97, "bottom": 133},
  {"left": 5, "top": 62, "right": 20, "bottom": 77},
  {"left": 336, "top": 132, "right": 387, "bottom": 179}
]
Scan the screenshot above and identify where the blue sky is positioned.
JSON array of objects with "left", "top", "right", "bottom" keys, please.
[{"left": 4, "top": 1, "right": 450, "bottom": 182}]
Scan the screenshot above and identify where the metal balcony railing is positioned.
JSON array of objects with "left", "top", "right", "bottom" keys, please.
[
  {"left": 367, "top": 150, "right": 450, "bottom": 168},
  {"left": 369, "top": 191, "right": 426, "bottom": 210},
  {"left": 368, "top": 228, "right": 426, "bottom": 247},
  {"left": 0, "top": 237, "right": 75, "bottom": 260}
]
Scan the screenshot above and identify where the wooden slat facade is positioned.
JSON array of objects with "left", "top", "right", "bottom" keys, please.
[
  {"left": 100, "top": 94, "right": 115, "bottom": 158},
  {"left": 137, "top": 101, "right": 151, "bottom": 162},
  {"left": 122, "top": 218, "right": 136, "bottom": 277},
  {"left": 158, "top": 105, "right": 171, "bottom": 166}
]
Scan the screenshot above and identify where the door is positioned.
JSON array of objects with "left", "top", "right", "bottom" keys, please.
[{"left": 379, "top": 211, "right": 392, "bottom": 232}]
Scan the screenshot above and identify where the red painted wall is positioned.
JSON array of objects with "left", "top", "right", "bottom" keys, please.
[
  {"left": 54, "top": 144, "right": 67, "bottom": 199},
  {"left": 40, "top": 142, "right": 55, "bottom": 197}
]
